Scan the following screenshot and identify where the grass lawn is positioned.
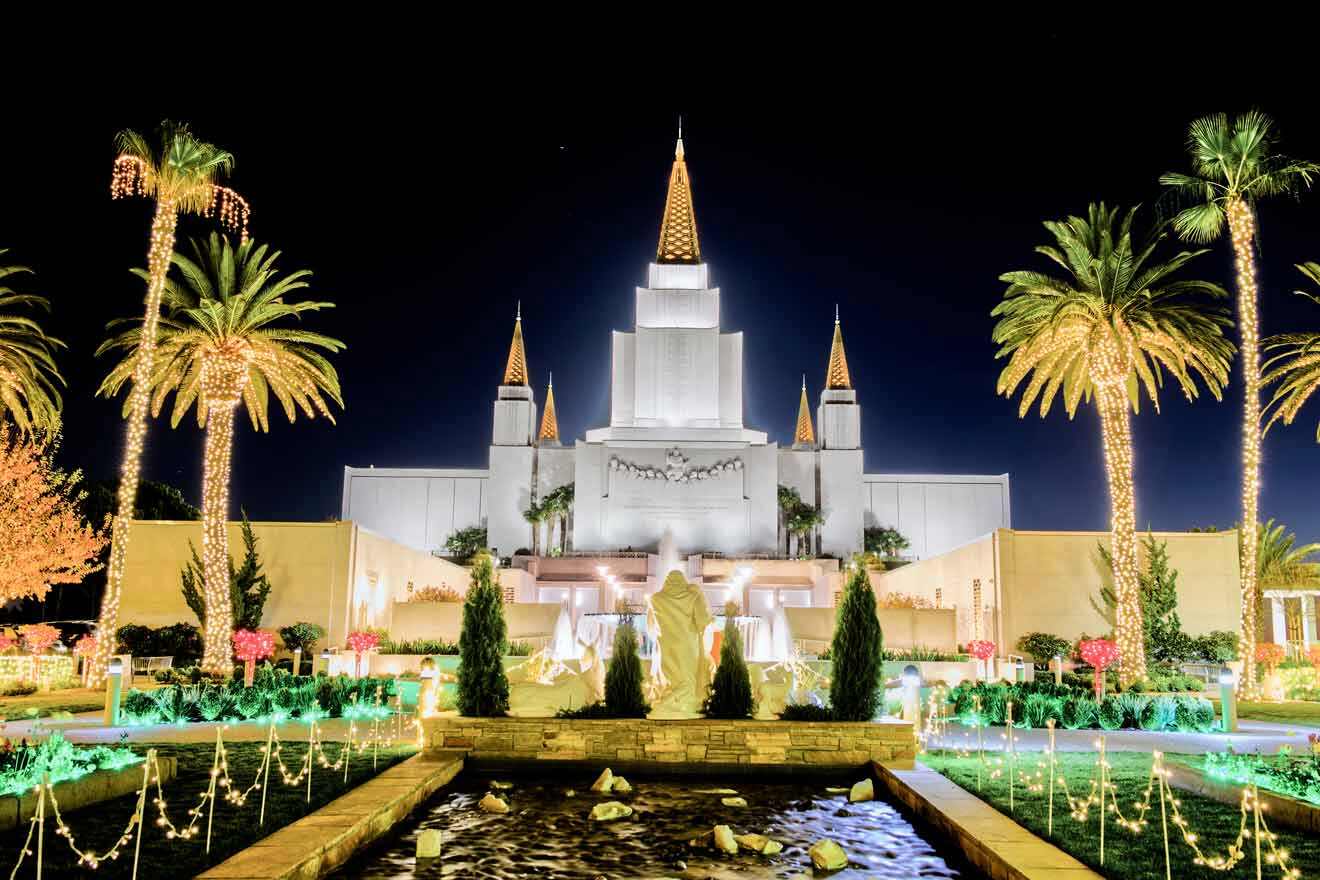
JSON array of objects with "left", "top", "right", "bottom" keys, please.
[
  {"left": 923, "top": 750, "right": 1320, "bottom": 879},
  {"left": 1232, "top": 699, "right": 1320, "bottom": 727},
  {"left": 0, "top": 734, "right": 416, "bottom": 878},
  {"left": 0, "top": 689, "right": 104, "bottom": 720}
]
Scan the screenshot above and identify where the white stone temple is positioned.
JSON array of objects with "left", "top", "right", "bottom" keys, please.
[{"left": 341, "top": 132, "right": 1010, "bottom": 605}]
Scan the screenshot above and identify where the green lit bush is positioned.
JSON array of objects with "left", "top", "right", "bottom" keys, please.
[
  {"left": 1098, "top": 697, "right": 1125, "bottom": 730},
  {"left": 122, "top": 670, "right": 397, "bottom": 726},
  {"left": 0, "top": 733, "right": 139, "bottom": 798},
  {"left": 828, "top": 563, "right": 884, "bottom": 721},
  {"left": 605, "top": 617, "right": 649, "bottom": 718},
  {"left": 456, "top": 553, "right": 509, "bottom": 717}
]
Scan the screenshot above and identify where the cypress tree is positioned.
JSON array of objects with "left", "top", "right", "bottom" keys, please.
[
  {"left": 456, "top": 552, "right": 509, "bottom": 717},
  {"left": 829, "top": 562, "right": 884, "bottom": 721},
  {"left": 604, "top": 616, "right": 649, "bottom": 717},
  {"left": 704, "top": 606, "right": 753, "bottom": 719}
]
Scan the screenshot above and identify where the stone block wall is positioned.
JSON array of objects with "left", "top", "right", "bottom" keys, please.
[{"left": 422, "top": 717, "right": 914, "bottom": 769}]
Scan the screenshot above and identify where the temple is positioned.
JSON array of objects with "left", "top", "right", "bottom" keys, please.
[{"left": 340, "top": 132, "right": 1011, "bottom": 611}]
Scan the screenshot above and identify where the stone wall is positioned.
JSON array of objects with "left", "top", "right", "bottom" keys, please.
[{"left": 422, "top": 717, "right": 914, "bottom": 770}]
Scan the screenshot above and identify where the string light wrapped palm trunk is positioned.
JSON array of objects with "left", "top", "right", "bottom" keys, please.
[
  {"left": 1227, "top": 197, "right": 1261, "bottom": 698},
  {"left": 89, "top": 199, "right": 178, "bottom": 686},
  {"left": 199, "top": 347, "right": 249, "bottom": 675},
  {"left": 1095, "top": 342, "right": 1146, "bottom": 686}
]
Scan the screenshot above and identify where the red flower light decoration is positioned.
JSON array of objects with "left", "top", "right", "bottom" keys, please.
[
  {"left": 1255, "top": 642, "right": 1286, "bottom": 671},
  {"left": 232, "top": 629, "right": 276, "bottom": 663},
  {"left": 1307, "top": 645, "right": 1320, "bottom": 668},
  {"left": 73, "top": 635, "right": 98, "bottom": 657},
  {"left": 1079, "top": 638, "right": 1119, "bottom": 699},
  {"left": 967, "top": 640, "right": 996, "bottom": 662},
  {"left": 346, "top": 631, "right": 380, "bottom": 656},
  {"left": 0, "top": 635, "right": 15, "bottom": 653},
  {"left": 18, "top": 624, "right": 60, "bottom": 655}
]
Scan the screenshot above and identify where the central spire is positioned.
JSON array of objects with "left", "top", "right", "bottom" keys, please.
[
  {"left": 502, "top": 302, "right": 529, "bottom": 386},
  {"left": 826, "top": 306, "right": 852, "bottom": 390},
  {"left": 656, "top": 122, "right": 701, "bottom": 264}
]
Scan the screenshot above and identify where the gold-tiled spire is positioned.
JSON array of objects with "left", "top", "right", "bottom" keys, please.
[
  {"left": 826, "top": 305, "right": 852, "bottom": 390},
  {"left": 538, "top": 374, "right": 559, "bottom": 443},
  {"left": 502, "top": 302, "right": 529, "bottom": 386},
  {"left": 794, "top": 374, "right": 815, "bottom": 447},
  {"left": 655, "top": 126, "right": 701, "bottom": 264}
]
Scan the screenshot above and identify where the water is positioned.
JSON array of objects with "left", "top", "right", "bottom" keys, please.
[{"left": 336, "top": 770, "right": 972, "bottom": 879}]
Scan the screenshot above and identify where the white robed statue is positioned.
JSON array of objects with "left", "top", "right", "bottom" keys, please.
[{"left": 647, "top": 570, "right": 713, "bottom": 718}]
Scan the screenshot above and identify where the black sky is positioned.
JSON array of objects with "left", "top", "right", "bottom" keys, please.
[{"left": 3, "top": 45, "right": 1318, "bottom": 546}]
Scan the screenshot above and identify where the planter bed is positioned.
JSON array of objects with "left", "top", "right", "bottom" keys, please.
[
  {"left": 0, "top": 756, "right": 176, "bottom": 832},
  {"left": 1166, "top": 754, "right": 1320, "bottom": 834}
]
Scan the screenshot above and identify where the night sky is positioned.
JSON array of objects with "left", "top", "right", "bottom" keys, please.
[{"left": 3, "top": 65, "right": 1318, "bottom": 545}]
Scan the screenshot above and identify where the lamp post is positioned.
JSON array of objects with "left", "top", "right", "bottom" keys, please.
[
  {"left": 901, "top": 664, "right": 921, "bottom": 724},
  {"left": 103, "top": 657, "right": 123, "bottom": 726},
  {"left": 1219, "top": 666, "right": 1238, "bottom": 733},
  {"left": 293, "top": 647, "right": 303, "bottom": 676},
  {"left": 1053, "top": 654, "right": 1063, "bottom": 686},
  {"left": 418, "top": 656, "right": 438, "bottom": 718},
  {"left": 314, "top": 649, "right": 331, "bottom": 678}
]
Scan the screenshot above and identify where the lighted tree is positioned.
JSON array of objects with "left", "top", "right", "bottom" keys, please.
[
  {"left": 0, "top": 428, "right": 106, "bottom": 605},
  {"left": 993, "top": 204, "right": 1234, "bottom": 686},
  {"left": 180, "top": 514, "right": 274, "bottom": 631},
  {"left": 829, "top": 562, "right": 883, "bottom": 721},
  {"left": 98, "top": 234, "right": 342, "bottom": 675},
  {"left": 604, "top": 615, "right": 648, "bottom": 718},
  {"left": 456, "top": 552, "right": 509, "bottom": 716},
  {"left": 1162, "top": 112, "right": 1318, "bottom": 695},
  {"left": 704, "top": 605, "right": 753, "bottom": 719},
  {"left": 1264, "top": 262, "right": 1320, "bottom": 441},
  {"left": 233, "top": 628, "right": 275, "bottom": 687},
  {"left": 91, "top": 121, "right": 246, "bottom": 686},
  {"left": 0, "top": 250, "right": 65, "bottom": 434}
]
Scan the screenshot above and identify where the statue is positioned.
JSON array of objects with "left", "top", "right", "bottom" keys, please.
[
  {"left": 647, "top": 570, "right": 712, "bottom": 718},
  {"left": 506, "top": 639, "right": 605, "bottom": 717}
]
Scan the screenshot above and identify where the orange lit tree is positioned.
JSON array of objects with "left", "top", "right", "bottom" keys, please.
[
  {"left": 993, "top": 204, "right": 1234, "bottom": 686},
  {"left": 91, "top": 122, "right": 247, "bottom": 685},
  {"left": 0, "top": 428, "right": 106, "bottom": 606},
  {"left": 1162, "top": 111, "right": 1318, "bottom": 695},
  {"left": 98, "top": 234, "right": 342, "bottom": 674}
]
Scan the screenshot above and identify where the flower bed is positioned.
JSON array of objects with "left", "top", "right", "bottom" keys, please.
[
  {"left": 1202, "top": 745, "right": 1320, "bottom": 806},
  {"left": 120, "top": 669, "right": 396, "bottom": 725},
  {"left": 949, "top": 680, "right": 1217, "bottom": 732},
  {"left": 0, "top": 733, "right": 139, "bottom": 798}
]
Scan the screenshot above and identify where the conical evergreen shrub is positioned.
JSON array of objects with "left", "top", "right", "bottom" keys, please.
[
  {"left": 604, "top": 616, "right": 649, "bottom": 718},
  {"left": 704, "top": 607, "right": 753, "bottom": 719},
  {"left": 457, "top": 553, "right": 509, "bottom": 717},
  {"left": 828, "top": 562, "right": 884, "bottom": 721}
]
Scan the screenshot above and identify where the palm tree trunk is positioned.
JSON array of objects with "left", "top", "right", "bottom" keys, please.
[
  {"left": 200, "top": 401, "right": 239, "bottom": 675},
  {"left": 1097, "top": 380, "right": 1147, "bottom": 686},
  {"left": 1228, "top": 197, "right": 1261, "bottom": 697},
  {"left": 89, "top": 198, "right": 178, "bottom": 686},
  {"left": 560, "top": 513, "right": 568, "bottom": 554}
]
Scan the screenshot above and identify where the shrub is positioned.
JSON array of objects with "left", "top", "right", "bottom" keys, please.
[
  {"left": 122, "top": 690, "right": 158, "bottom": 722},
  {"left": 1097, "top": 697, "right": 1125, "bottom": 730},
  {"left": 180, "top": 514, "right": 272, "bottom": 631},
  {"left": 378, "top": 638, "right": 459, "bottom": 655},
  {"left": 408, "top": 585, "right": 464, "bottom": 603},
  {"left": 1060, "top": 697, "right": 1097, "bottom": 730},
  {"left": 197, "top": 687, "right": 231, "bottom": 722},
  {"left": 704, "top": 608, "right": 752, "bottom": 719},
  {"left": 1021, "top": 692, "right": 1063, "bottom": 728},
  {"left": 829, "top": 563, "right": 884, "bottom": 721},
  {"left": 507, "top": 641, "right": 533, "bottom": 657},
  {"left": 278, "top": 622, "right": 325, "bottom": 654},
  {"left": 1192, "top": 697, "right": 1217, "bottom": 732},
  {"left": 1117, "top": 693, "right": 1150, "bottom": 728},
  {"left": 456, "top": 553, "right": 509, "bottom": 717},
  {"left": 882, "top": 646, "right": 968, "bottom": 662},
  {"left": 115, "top": 622, "right": 202, "bottom": 664},
  {"left": 555, "top": 701, "right": 614, "bottom": 719},
  {"left": 1191, "top": 631, "right": 1238, "bottom": 663},
  {"left": 605, "top": 617, "right": 649, "bottom": 718},
  {"left": 1016, "top": 632, "right": 1071, "bottom": 668},
  {"left": 1139, "top": 696, "right": 1177, "bottom": 731},
  {"left": 0, "top": 681, "right": 37, "bottom": 697},
  {"left": 779, "top": 703, "right": 835, "bottom": 722}
]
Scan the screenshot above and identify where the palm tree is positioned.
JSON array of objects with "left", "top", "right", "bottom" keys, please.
[
  {"left": 555, "top": 482, "right": 574, "bottom": 554},
  {"left": 91, "top": 122, "right": 246, "bottom": 685},
  {"left": 1256, "top": 519, "right": 1320, "bottom": 589},
  {"left": 993, "top": 204, "right": 1234, "bottom": 686},
  {"left": 522, "top": 501, "right": 544, "bottom": 556},
  {"left": 98, "top": 234, "right": 341, "bottom": 674},
  {"left": 0, "top": 251, "right": 64, "bottom": 434},
  {"left": 1263, "top": 262, "right": 1320, "bottom": 441},
  {"left": 1161, "top": 110, "right": 1318, "bottom": 694}
]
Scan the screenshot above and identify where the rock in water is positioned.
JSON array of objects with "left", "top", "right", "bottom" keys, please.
[
  {"left": 491, "top": 780, "right": 513, "bottom": 791},
  {"left": 713, "top": 824, "right": 738, "bottom": 854},
  {"left": 762, "top": 839, "right": 783, "bottom": 855},
  {"left": 479, "top": 793, "right": 509, "bottom": 814},
  {"left": 564, "top": 789, "right": 576, "bottom": 797},
  {"left": 808, "top": 839, "right": 848, "bottom": 871},
  {"left": 720, "top": 796, "right": 747, "bottom": 807},
  {"left": 825, "top": 786, "right": 849, "bottom": 794},
  {"left": 416, "top": 828, "right": 443, "bottom": 858},
  {"left": 591, "top": 768, "right": 615, "bottom": 793},
  {"left": 590, "top": 801, "right": 634, "bottom": 822},
  {"left": 612, "top": 776, "right": 633, "bottom": 793},
  {"left": 848, "top": 779, "right": 874, "bottom": 803},
  {"left": 694, "top": 787, "right": 738, "bottom": 795}
]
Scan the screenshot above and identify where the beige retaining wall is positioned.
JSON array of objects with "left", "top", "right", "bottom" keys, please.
[
  {"left": 422, "top": 716, "right": 915, "bottom": 769},
  {"left": 0, "top": 756, "right": 177, "bottom": 831}
]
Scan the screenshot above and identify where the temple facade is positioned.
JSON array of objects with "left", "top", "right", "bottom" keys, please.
[{"left": 341, "top": 134, "right": 1010, "bottom": 572}]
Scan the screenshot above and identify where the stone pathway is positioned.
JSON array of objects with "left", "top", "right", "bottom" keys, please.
[{"left": 936, "top": 719, "right": 1319, "bottom": 755}]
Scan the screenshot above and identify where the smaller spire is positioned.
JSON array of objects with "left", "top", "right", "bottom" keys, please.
[
  {"left": 826, "top": 308, "right": 852, "bottom": 390},
  {"left": 794, "top": 373, "right": 815, "bottom": 448},
  {"left": 538, "top": 375, "right": 559, "bottom": 444},
  {"left": 502, "top": 304, "right": 529, "bottom": 386}
]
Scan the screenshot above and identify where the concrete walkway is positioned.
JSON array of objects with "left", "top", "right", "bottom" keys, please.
[{"left": 936, "top": 719, "right": 1319, "bottom": 755}]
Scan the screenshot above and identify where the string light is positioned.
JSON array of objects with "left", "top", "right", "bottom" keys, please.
[
  {"left": 91, "top": 132, "right": 251, "bottom": 688},
  {"left": 1094, "top": 339, "right": 1147, "bottom": 686},
  {"left": 1228, "top": 197, "right": 1262, "bottom": 700}
]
